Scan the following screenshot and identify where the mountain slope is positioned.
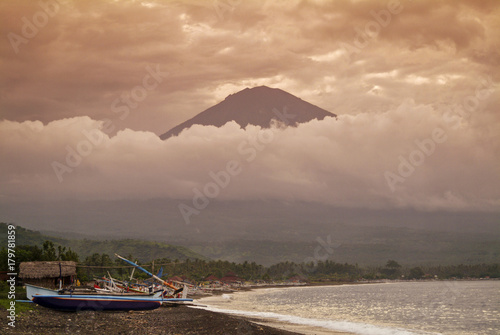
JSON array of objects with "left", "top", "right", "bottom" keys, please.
[
  {"left": 160, "top": 86, "right": 335, "bottom": 139},
  {"left": 0, "top": 223, "right": 207, "bottom": 262}
]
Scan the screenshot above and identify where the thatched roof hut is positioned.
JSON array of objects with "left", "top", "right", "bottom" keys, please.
[
  {"left": 20, "top": 261, "right": 77, "bottom": 279},
  {"left": 19, "top": 261, "right": 77, "bottom": 288}
]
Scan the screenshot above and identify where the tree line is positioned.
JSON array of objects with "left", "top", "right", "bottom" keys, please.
[{"left": 1, "top": 241, "right": 499, "bottom": 283}]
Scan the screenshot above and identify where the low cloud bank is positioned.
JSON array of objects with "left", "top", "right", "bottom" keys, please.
[{"left": 1, "top": 99, "right": 499, "bottom": 212}]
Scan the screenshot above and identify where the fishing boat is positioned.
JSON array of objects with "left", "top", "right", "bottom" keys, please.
[
  {"left": 26, "top": 283, "right": 187, "bottom": 312},
  {"left": 31, "top": 294, "right": 192, "bottom": 311},
  {"left": 94, "top": 275, "right": 156, "bottom": 294},
  {"left": 114, "top": 254, "right": 188, "bottom": 298},
  {"left": 25, "top": 284, "right": 58, "bottom": 300},
  {"left": 27, "top": 285, "right": 192, "bottom": 311},
  {"left": 26, "top": 283, "right": 162, "bottom": 300},
  {"left": 26, "top": 255, "right": 192, "bottom": 311}
]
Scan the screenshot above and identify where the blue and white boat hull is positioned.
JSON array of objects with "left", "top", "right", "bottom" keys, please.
[{"left": 32, "top": 294, "right": 192, "bottom": 311}]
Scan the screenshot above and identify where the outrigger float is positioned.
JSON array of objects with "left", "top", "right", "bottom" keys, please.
[{"left": 26, "top": 254, "right": 192, "bottom": 312}]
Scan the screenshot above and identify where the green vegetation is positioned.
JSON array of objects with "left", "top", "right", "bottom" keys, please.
[
  {"left": 0, "top": 241, "right": 79, "bottom": 274},
  {"left": 0, "top": 223, "right": 206, "bottom": 263},
  {"left": 1, "top": 223, "right": 499, "bottom": 285},
  {"left": 0, "top": 282, "right": 34, "bottom": 314},
  {"left": 2, "top": 240, "right": 499, "bottom": 284},
  {"left": 74, "top": 255, "right": 500, "bottom": 282},
  {"left": 185, "top": 227, "right": 500, "bottom": 267},
  {"left": 4, "top": 222, "right": 499, "bottom": 267}
]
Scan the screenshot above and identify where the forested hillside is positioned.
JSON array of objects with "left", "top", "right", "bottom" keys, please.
[{"left": 0, "top": 223, "right": 205, "bottom": 262}]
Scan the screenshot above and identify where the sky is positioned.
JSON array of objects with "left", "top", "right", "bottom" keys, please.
[{"left": 0, "top": 0, "right": 499, "bottom": 231}]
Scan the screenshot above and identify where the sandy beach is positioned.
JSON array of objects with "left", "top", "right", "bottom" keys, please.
[{"left": 1, "top": 283, "right": 354, "bottom": 335}]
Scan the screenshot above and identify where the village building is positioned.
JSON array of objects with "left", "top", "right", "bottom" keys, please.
[
  {"left": 19, "top": 261, "right": 77, "bottom": 288},
  {"left": 204, "top": 275, "right": 219, "bottom": 282},
  {"left": 220, "top": 271, "right": 243, "bottom": 284},
  {"left": 286, "top": 275, "right": 306, "bottom": 284}
]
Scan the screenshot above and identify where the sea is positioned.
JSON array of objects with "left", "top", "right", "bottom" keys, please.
[{"left": 195, "top": 280, "right": 499, "bottom": 335}]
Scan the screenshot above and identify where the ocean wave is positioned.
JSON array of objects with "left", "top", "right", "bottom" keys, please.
[{"left": 189, "top": 305, "right": 440, "bottom": 335}]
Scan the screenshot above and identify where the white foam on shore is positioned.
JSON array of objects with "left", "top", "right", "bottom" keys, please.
[
  {"left": 221, "top": 293, "right": 233, "bottom": 300},
  {"left": 189, "top": 304, "right": 440, "bottom": 335}
]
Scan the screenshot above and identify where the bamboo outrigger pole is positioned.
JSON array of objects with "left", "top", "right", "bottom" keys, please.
[
  {"left": 114, "top": 254, "right": 180, "bottom": 293},
  {"left": 129, "top": 260, "right": 137, "bottom": 281}
]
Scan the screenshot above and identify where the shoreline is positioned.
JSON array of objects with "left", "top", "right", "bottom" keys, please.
[
  {"left": 0, "top": 303, "right": 351, "bottom": 335},
  {"left": 193, "top": 279, "right": 499, "bottom": 335},
  {"left": 1, "top": 304, "right": 303, "bottom": 335},
  {"left": 0, "top": 283, "right": 354, "bottom": 335},
  {"left": 188, "top": 304, "right": 352, "bottom": 335},
  {"left": 192, "top": 283, "right": 356, "bottom": 335},
  {"left": 4, "top": 279, "right": 495, "bottom": 334},
  {"left": 192, "top": 280, "right": 363, "bottom": 298},
  {"left": 196, "top": 277, "right": 497, "bottom": 297}
]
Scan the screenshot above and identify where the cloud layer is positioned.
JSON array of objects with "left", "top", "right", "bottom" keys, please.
[
  {"left": 1, "top": 0, "right": 499, "bottom": 134},
  {"left": 1, "top": 0, "right": 499, "bottom": 222},
  {"left": 1, "top": 97, "right": 498, "bottom": 212}
]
